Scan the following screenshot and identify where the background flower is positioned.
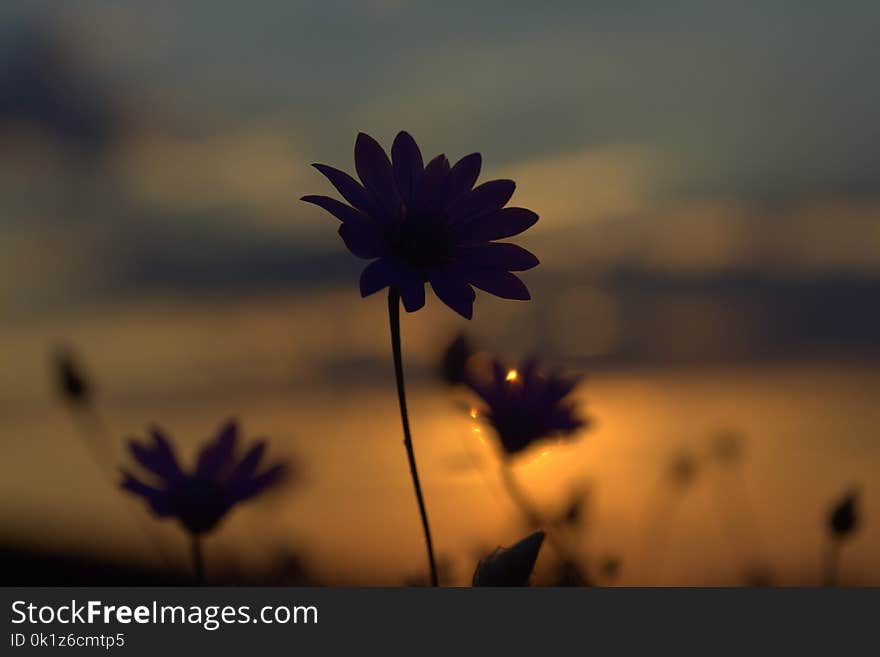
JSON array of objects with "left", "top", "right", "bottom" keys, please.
[
  {"left": 302, "top": 131, "right": 539, "bottom": 319},
  {"left": 829, "top": 488, "right": 860, "bottom": 539},
  {"left": 120, "top": 419, "right": 286, "bottom": 534},
  {"left": 469, "top": 359, "right": 587, "bottom": 455}
]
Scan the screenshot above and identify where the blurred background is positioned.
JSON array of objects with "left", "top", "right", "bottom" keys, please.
[{"left": 1, "top": 1, "right": 878, "bottom": 585}]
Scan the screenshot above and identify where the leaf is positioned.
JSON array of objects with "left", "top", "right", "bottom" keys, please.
[{"left": 472, "top": 531, "right": 545, "bottom": 586}]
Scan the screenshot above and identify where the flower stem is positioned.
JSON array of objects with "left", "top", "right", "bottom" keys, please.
[
  {"left": 388, "top": 288, "right": 439, "bottom": 587},
  {"left": 822, "top": 539, "right": 842, "bottom": 587},
  {"left": 191, "top": 533, "right": 205, "bottom": 585},
  {"left": 65, "top": 404, "right": 175, "bottom": 571},
  {"left": 500, "top": 461, "right": 590, "bottom": 585}
]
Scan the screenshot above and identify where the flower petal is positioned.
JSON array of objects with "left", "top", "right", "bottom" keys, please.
[
  {"left": 389, "top": 262, "right": 426, "bottom": 312},
  {"left": 391, "top": 131, "right": 424, "bottom": 206},
  {"left": 456, "top": 207, "right": 539, "bottom": 243},
  {"left": 339, "top": 221, "right": 387, "bottom": 259},
  {"left": 424, "top": 153, "right": 450, "bottom": 179},
  {"left": 547, "top": 371, "right": 581, "bottom": 400},
  {"left": 355, "top": 132, "right": 400, "bottom": 221},
  {"left": 129, "top": 427, "right": 183, "bottom": 483},
  {"left": 458, "top": 243, "right": 539, "bottom": 271},
  {"left": 300, "top": 195, "right": 369, "bottom": 224},
  {"left": 225, "top": 441, "right": 266, "bottom": 489},
  {"left": 398, "top": 281, "right": 426, "bottom": 313},
  {"left": 430, "top": 270, "right": 476, "bottom": 319},
  {"left": 311, "top": 164, "right": 382, "bottom": 218},
  {"left": 491, "top": 358, "right": 508, "bottom": 388},
  {"left": 448, "top": 179, "right": 515, "bottom": 224},
  {"left": 416, "top": 154, "right": 451, "bottom": 210},
  {"left": 197, "top": 419, "right": 238, "bottom": 479},
  {"left": 228, "top": 463, "right": 286, "bottom": 504},
  {"left": 359, "top": 258, "right": 393, "bottom": 297},
  {"left": 310, "top": 196, "right": 389, "bottom": 259},
  {"left": 468, "top": 269, "right": 531, "bottom": 300},
  {"left": 446, "top": 152, "right": 481, "bottom": 202},
  {"left": 120, "top": 472, "right": 175, "bottom": 516}
]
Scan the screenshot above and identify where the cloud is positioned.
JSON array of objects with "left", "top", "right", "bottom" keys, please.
[
  {"left": 494, "top": 143, "right": 880, "bottom": 278},
  {"left": 113, "top": 124, "right": 314, "bottom": 228},
  {"left": 498, "top": 145, "right": 661, "bottom": 230}
]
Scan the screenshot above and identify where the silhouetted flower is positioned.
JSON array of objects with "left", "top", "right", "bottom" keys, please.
[
  {"left": 468, "top": 359, "right": 586, "bottom": 455},
  {"left": 440, "top": 332, "right": 473, "bottom": 385},
  {"left": 473, "top": 531, "right": 545, "bottom": 586},
  {"left": 557, "top": 481, "right": 590, "bottom": 529},
  {"left": 53, "top": 347, "right": 90, "bottom": 405},
  {"left": 302, "top": 132, "right": 539, "bottom": 318},
  {"left": 550, "top": 559, "right": 589, "bottom": 587},
  {"left": 598, "top": 555, "right": 622, "bottom": 582},
  {"left": 711, "top": 428, "right": 745, "bottom": 465},
  {"left": 743, "top": 568, "right": 773, "bottom": 587},
  {"left": 667, "top": 450, "right": 699, "bottom": 489},
  {"left": 828, "top": 488, "right": 860, "bottom": 539},
  {"left": 120, "top": 420, "right": 286, "bottom": 534}
]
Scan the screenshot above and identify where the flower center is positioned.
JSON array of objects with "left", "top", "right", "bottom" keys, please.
[
  {"left": 491, "top": 403, "right": 542, "bottom": 454},
  {"left": 391, "top": 210, "right": 453, "bottom": 269},
  {"left": 173, "top": 475, "right": 228, "bottom": 534}
]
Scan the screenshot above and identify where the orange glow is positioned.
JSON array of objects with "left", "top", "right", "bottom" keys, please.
[
  {"left": 506, "top": 369, "right": 519, "bottom": 382},
  {"left": 469, "top": 407, "right": 479, "bottom": 419}
]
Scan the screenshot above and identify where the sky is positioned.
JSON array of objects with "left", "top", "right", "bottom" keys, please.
[
  {"left": 23, "top": 0, "right": 879, "bottom": 197},
  {"left": 1, "top": 2, "right": 879, "bottom": 583},
  {"left": 2, "top": 2, "right": 879, "bottom": 293},
  {"left": 0, "top": 2, "right": 878, "bottom": 358}
]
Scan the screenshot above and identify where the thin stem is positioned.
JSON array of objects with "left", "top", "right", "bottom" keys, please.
[
  {"left": 822, "top": 539, "right": 841, "bottom": 587},
  {"left": 709, "top": 465, "right": 769, "bottom": 582},
  {"left": 67, "top": 404, "right": 175, "bottom": 571},
  {"left": 388, "top": 288, "right": 439, "bottom": 587},
  {"left": 499, "top": 462, "right": 543, "bottom": 527},
  {"left": 500, "top": 461, "right": 590, "bottom": 585},
  {"left": 636, "top": 471, "right": 690, "bottom": 585},
  {"left": 191, "top": 533, "right": 205, "bottom": 585},
  {"left": 71, "top": 405, "right": 116, "bottom": 476}
]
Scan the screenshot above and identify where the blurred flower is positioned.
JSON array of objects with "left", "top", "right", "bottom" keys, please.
[
  {"left": 710, "top": 428, "right": 745, "bottom": 466},
  {"left": 667, "top": 450, "right": 699, "bottom": 489},
  {"left": 743, "top": 568, "right": 773, "bottom": 587},
  {"left": 557, "top": 481, "right": 591, "bottom": 529},
  {"left": 468, "top": 359, "right": 587, "bottom": 455},
  {"left": 549, "top": 559, "right": 589, "bottom": 587},
  {"left": 598, "top": 555, "right": 622, "bottom": 582},
  {"left": 302, "top": 131, "right": 539, "bottom": 318},
  {"left": 473, "top": 531, "right": 545, "bottom": 586},
  {"left": 440, "top": 332, "right": 473, "bottom": 386},
  {"left": 52, "top": 347, "right": 91, "bottom": 406},
  {"left": 120, "top": 420, "right": 286, "bottom": 534},
  {"left": 828, "top": 487, "right": 860, "bottom": 539}
]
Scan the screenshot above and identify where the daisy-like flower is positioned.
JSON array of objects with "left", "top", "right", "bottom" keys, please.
[
  {"left": 120, "top": 420, "right": 286, "bottom": 535},
  {"left": 469, "top": 359, "right": 587, "bottom": 455},
  {"left": 302, "top": 131, "right": 539, "bottom": 318}
]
